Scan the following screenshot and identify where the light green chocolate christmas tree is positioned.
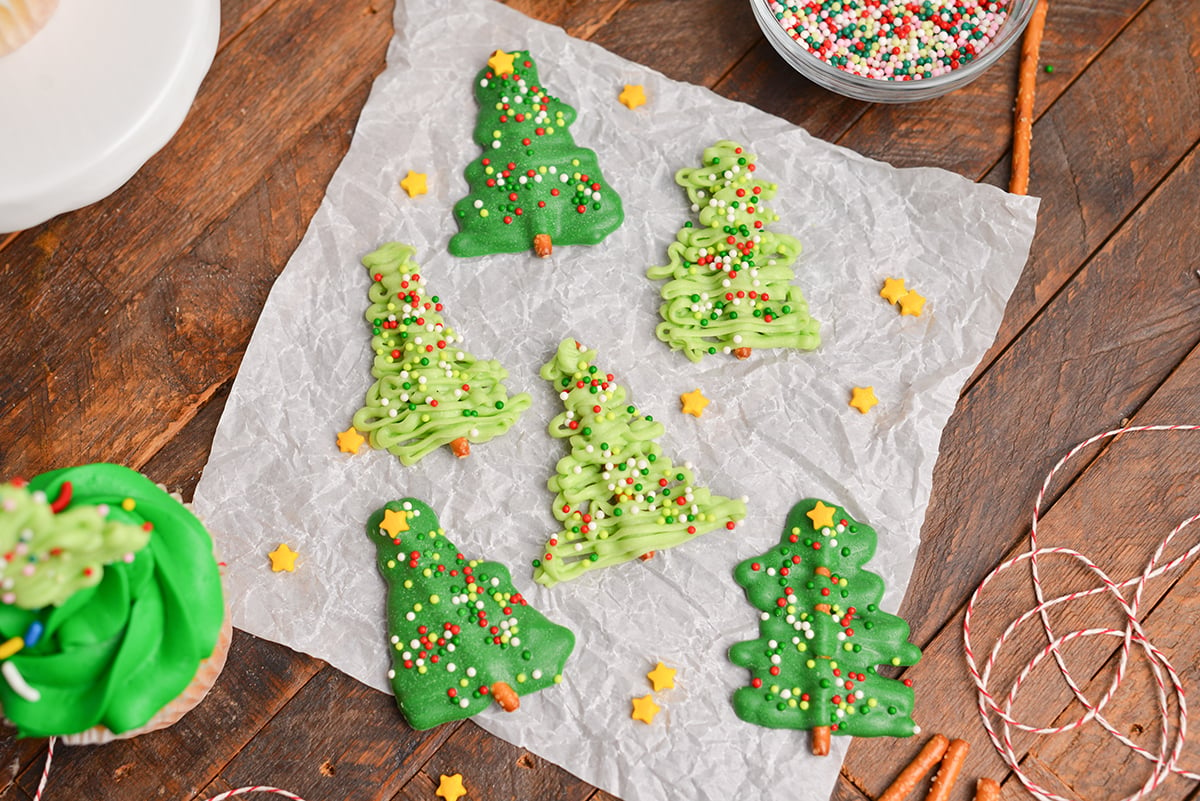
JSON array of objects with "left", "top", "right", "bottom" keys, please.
[
  {"left": 368, "top": 498, "right": 575, "bottom": 730},
  {"left": 648, "top": 140, "right": 820, "bottom": 362},
  {"left": 351, "top": 243, "right": 531, "bottom": 465},
  {"left": 449, "top": 49, "right": 623, "bottom": 258},
  {"left": 729, "top": 499, "right": 921, "bottom": 753},
  {"left": 532, "top": 339, "right": 747, "bottom": 587},
  {"left": 0, "top": 480, "right": 149, "bottom": 610}
]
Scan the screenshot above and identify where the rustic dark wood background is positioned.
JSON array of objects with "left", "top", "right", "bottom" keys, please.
[{"left": 2, "top": 0, "right": 1199, "bottom": 799}]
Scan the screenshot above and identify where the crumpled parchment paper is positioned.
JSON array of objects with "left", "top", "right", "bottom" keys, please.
[{"left": 192, "top": 1, "right": 1039, "bottom": 798}]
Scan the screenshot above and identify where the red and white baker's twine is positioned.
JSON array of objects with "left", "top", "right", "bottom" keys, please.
[
  {"left": 33, "top": 736, "right": 309, "bottom": 801},
  {"left": 964, "top": 424, "right": 1200, "bottom": 801}
]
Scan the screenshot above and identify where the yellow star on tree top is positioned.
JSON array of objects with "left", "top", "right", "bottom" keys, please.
[
  {"left": 806, "top": 501, "right": 836, "bottom": 530},
  {"left": 380, "top": 508, "right": 410, "bottom": 537},
  {"left": 680, "top": 388, "right": 710, "bottom": 418},
  {"left": 619, "top": 84, "right": 647, "bottom": 110},
  {"left": 849, "top": 386, "right": 879, "bottom": 415},
  {"left": 337, "top": 426, "right": 365, "bottom": 454},
  {"left": 400, "top": 170, "right": 428, "bottom": 198},
  {"left": 487, "top": 49, "right": 516, "bottom": 76},
  {"left": 647, "top": 662, "right": 677, "bottom": 691},
  {"left": 879, "top": 277, "right": 909, "bottom": 305},
  {"left": 268, "top": 543, "right": 299, "bottom": 573},
  {"left": 898, "top": 290, "right": 926, "bottom": 317},
  {"left": 631, "top": 694, "right": 661, "bottom": 724},
  {"left": 435, "top": 773, "right": 467, "bottom": 801}
]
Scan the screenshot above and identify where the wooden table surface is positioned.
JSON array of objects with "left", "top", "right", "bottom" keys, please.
[{"left": 3, "top": 0, "right": 1199, "bottom": 799}]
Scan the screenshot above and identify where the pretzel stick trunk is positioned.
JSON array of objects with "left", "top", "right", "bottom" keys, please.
[
  {"left": 926, "top": 739, "right": 971, "bottom": 801},
  {"left": 974, "top": 778, "right": 1001, "bottom": 801},
  {"left": 1009, "top": 0, "right": 1049, "bottom": 194},
  {"left": 878, "top": 734, "right": 950, "bottom": 801},
  {"left": 811, "top": 725, "right": 831, "bottom": 756}
]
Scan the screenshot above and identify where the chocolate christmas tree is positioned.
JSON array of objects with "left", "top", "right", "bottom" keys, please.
[
  {"left": 368, "top": 498, "right": 575, "bottom": 731},
  {"left": 729, "top": 499, "right": 921, "bottom": 753},
  {"left": 0, "top": 479, "right": 149, "bottom": 609},
  {"left": 532, "top": 339, "right": 747, "bottom": 587},
  {"left": 351, "top": 243, "right": 531, "bottom": 465},
  {"left": 449, "top": 49, "right": 623, "bottom": 258},
  {"left": 648, "top": 140, "right": 819, "bottom": 361}
]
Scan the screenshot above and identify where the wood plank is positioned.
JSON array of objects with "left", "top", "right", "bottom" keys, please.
[
  {"left": 0, "top": 71, "right": 380, "bottom": 479},
  {"left": 841, "top": 137, "right": 1200, "bottom": 795},
  {"left": 209, "top": 666, "right": 458, "bottom": 800},
  {"left": 499, "top": 0, "right": 631, "bottom": 40},
  {"left": 971, "top": 0, "right": 1200, "bottom": 378},
  {"left": 392, "top": 722, "right": 595, "bottom": 801},
  {"left": 0, "top": 0, "right": 393, "bottom": 442},
  {"left": 14, "top": 631, "right": 322, "bottom": 800}
]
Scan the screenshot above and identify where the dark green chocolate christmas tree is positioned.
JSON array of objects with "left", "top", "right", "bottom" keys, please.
[
  {"left": 647, "top": 140, "right": 819, "bottom": 361},
  {"left": 368, "top": 498, "right": 575, "bottom": 730},
  {"left": 449, "top": 49, "right": 623, "bottom": 258},
  {"left": 729, "top": 499, "right": 920, "bottom": 752}
]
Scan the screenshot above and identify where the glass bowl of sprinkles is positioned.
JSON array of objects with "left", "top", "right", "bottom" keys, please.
[{"left": 751, "top": 0, "right": 1039, "bottom": 102}]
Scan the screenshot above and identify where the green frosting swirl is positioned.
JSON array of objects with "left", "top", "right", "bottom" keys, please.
[
  {"left": 648, "top": 140, "right": 820, "bottom": 361},
  {"left": 351, "top": 243, "right": 531, "bottom": 465},
  {"left": 0, "top": 465, "right": 225, "bottom": 738},
  {"left": 533, "top": 339, "right": 747, "bottom": 587},
  {"left": 449, "top": 50, "right": 623, "bottom": 257}
]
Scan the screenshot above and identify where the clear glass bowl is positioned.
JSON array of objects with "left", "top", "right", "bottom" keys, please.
[{"left": 750, "top": 0, "right": 1039, "bottom": 103}]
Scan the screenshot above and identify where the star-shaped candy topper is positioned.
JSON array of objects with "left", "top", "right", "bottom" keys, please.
[
  {"left": 631, "top": 694, "right": 661, "bottom": 724},
  {"left": 898, "top": 291, "right": 926, "bottom": 317},
  {"left": 435, "top": 773, "right": 468, "bottom": 801},
  {"left": 486, "top": 49, "right": 516, "bottom": 76},
  {"left": 337, "top": 426, "right": 365, "bottom": 454},
  {"left": 379, "top": 508, "right": 410, "bottom": 537},
  {"left": 619, "top": 84, "right": 647, "bottom": 110},
  {"left": 849, "top": 386, "right": 879, "bottom": 415},
  {"left": 268, "top": 543, "right": 299, "bottom": 573},
  {"left": 647, "top": 662, "right": 677, "bottom": 692},
  {"left": 879, "top": 277, "right": 909, "bottom": 305},
  {"left": 399, "top": 170, "right": 428, "bottom": 198},
  {"left": 806, "top": 500, "right": 836, "bottom": 529},
  {"left": 680, "top": 388, "right": 710, "bottom": 418}
]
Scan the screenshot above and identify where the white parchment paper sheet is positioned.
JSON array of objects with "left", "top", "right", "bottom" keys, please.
[{"left": 193, "top": 1, "right": 1038, "bottom": 798}]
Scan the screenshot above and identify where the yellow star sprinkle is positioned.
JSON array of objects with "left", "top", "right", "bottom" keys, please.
[
  {"left": 631, "top": 694, "right": 661, "bottom": 724},
  {"left": 806, "top": 501, "right": 836, "bottom": 530},
  {"left": 879, "top": 277, "right": 909, "bottom": 305},
  {"left": 680, "top": 388, "right": 710, "bottom": 418},
  {"left": 849, "top": 386, "right": 879, "bottom": 415},
  {"left": 380, "top": 508, "right": 410, "bottom": 537},
  {"left": 268, "top": 544, "right": 299, "bottom": 573},
  {"left": 619, "top": 84, "right": 647, "bottom": 110},
  {"left": 486, "top": 49, "right": 516, "bottom": 76},
  {"left": 647, "top": 662, "right": 677, "bottom": 692},
  {"left": 400, "top": 170, "right": 428, "bottom": 198},
  {"left": 337, "top": 426, "right": 365, "bottom": 454},
  {"left": 435, "top": 773, "right": 468, "bottom": 801},
  {"left": 898, "top": 290, "right": 926, "bottom": 317}
]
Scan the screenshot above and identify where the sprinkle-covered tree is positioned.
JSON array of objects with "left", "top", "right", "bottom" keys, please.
[
  {"left": 729, "top": 499, "right": 921, "bottom": 754},
  {"left": 532, "top": 339, "right": 747, "bottom": 587},
  {"left": 648, "top": 140, "right": 819, "bottom": 362},
  {"left": 351, "top": 243, "right": 531, "bottom": 465},
  {"left": 368, "top": 498, "right": 575, "bottom": 730},
  {"left": 449, "top": 49, "right": 624, "bottom": 258}
]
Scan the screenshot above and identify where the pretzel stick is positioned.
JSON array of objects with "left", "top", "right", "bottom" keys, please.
[
  {"left": 1009, "top": 0, "right": 1049, "bottom": 194},
  {"left": 974, "top": 777, "right": 1001, "bottom": 801},
  {"left": 811, "top": 725, "right": 831, "bottom": 756},
  {"left": 878, "top": 734, "right": 950, "bottom": 801},
  {"left": 926, "top": 739, "right": 971, "bottom": 801}
]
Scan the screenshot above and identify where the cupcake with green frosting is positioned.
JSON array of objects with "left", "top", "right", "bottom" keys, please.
[{"left": 0, "top": 464, "right": 229, "bottom": 742}]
